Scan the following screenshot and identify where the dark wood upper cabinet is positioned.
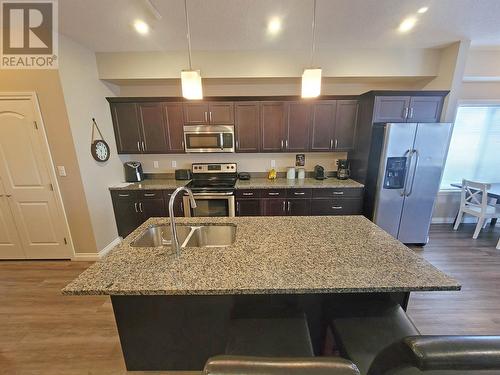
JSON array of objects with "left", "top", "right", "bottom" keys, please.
[
  {"left": 260, "top": 102, "right": 285, "bottom": 152},
  {"left": 111, "top": 102, "right": 142, "bottom": 154},
  {"left": 164, "top": 103, "right": 185, "bottom": 152},
  {"left": 373, "top": 96, "right": 411, "bottom": 123},
  {"left": 408, "top": 96, "right": 443, "bottom": 122},
  {"left": 183, "top": 102, "right": 234, "bottom": 125},
  {"left": 334, "top": 100, "right": 358, "bottom": 151},
  {"left": 235, "top": 102, "right": 260, "bottom": 152},
  {"left": 285, "top": 102, "right": 312, "bottom": 152},
  {"left": 311, "top": 101, "right": 336, "bottom": 151},
  {"left": 137, "top": 103, "right": 168, "bottom": 153},
  {"left": 209, "top": 102, "right": 234, "bottom": 124},
  {"left": 183, "top": 103, "right": 209, "bottom": 124}
]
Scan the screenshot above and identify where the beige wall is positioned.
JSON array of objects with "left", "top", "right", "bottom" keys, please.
[
  {"left": 58, "top": 35, "right": 123, "bottom": 253},
  {"left": 97, "top": 48, "right": 440, "bottom": 81},
  {"left": 0, "top": 70, "right": 97, "bottom": 255}
]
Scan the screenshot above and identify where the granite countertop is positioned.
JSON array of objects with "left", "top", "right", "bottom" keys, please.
[
  {"left": 235, "top": 178, "right": 364, "bottom": 189},
  {"left": 63, "top": 216, "right": 459, "bottom": 296},
  {"left": 109, "top": 178, "right": 363, "bottom": 191},
  {"left": 109, "top": 179, "right": 189, "bottom": 191}
]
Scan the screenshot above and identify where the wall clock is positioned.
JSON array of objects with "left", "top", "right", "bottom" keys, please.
[{"left": 90, "top": 118, "right": 110, "bottom": 162}]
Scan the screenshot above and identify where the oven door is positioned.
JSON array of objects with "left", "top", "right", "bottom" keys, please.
[
  {"left": 183, "top": 194, "right": 235, "bottom": 217},
  {"left": 184, "top": 125, "right": 235, "bottom": 153}
]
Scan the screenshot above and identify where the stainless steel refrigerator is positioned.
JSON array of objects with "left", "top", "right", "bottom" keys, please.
[{"left": 363, "top": 123, "right": 452, "bottom": 245}]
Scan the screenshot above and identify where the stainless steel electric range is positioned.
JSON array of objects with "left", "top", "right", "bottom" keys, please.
[{"left": 182, "top": 163, "right": 237, "bottom": 217}]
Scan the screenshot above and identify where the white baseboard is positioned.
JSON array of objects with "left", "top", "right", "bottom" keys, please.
[{"left": 72, "top": 237, "right": 122, "bottom": 261}]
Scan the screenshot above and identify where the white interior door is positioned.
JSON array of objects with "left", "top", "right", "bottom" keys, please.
[
  {"left": 0, "top": 96, "right": 72, "bottom": 259},
  {"left": 0, "top": 176, "right": 25, "bottom": 259}
]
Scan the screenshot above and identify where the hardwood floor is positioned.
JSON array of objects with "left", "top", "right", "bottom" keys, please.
[{"left": 0, "top": 223, "right": 499, "bottom": 374}]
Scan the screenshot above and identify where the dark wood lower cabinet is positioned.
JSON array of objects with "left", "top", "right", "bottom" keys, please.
[
  {"left": 111, "top": 192, "right": 142, "bottom": 238},
  {"left": 262, "top": 198, "right": 287, "bottom": 216},
  {"left": 310, "top": 198, "right": 363, "bottom": 216},
  {"left": 139, "top": 199, "right": 166, "bottom": 223},
  {"left": 287, "top": 199, "right": 311, "bottom": 216}
]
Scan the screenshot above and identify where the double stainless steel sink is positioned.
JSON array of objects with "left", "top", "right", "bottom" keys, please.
[{"left": 130, "top": 224, "right": 236, "bottom": 248}]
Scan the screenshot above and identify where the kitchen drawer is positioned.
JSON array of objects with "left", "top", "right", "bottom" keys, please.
[
  {"left": 235, "top": 189, "right": 262, "bottom": 199},
  {"left": 138, "top": 190, "right": 164, "bottom": 200},
  {"left": 310, "top": 198, "right": 363, "bottom": 215},
  {"left": 287, "top": 188, "right": 312, "bottom": 198},
  {"left": 261, "top": 189, "right": 286, "bottom": 198},
  {"left": 312, "top": 187, "right": 363, "bottom": 199},
  {"left": 111, "top": 190, "right": 137, "bottom": 201}
]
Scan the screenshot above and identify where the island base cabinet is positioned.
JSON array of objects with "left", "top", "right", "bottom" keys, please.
[{"left": 110, "top": 292, "right": 410, "bottom": 371}]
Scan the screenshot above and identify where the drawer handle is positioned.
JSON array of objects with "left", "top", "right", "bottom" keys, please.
[
  {"left": 242, "top": 192, "right": 254, "bottom": 196},
  {"left": 331, "top": 206, "right": 343, "bottom": 209},
  {"left": 294, "top": 192, "right": 305, "bottom": 195},
  {"left": 268, "top": 192, "right": 280, "bottom": 196},
  {"left": 333, "top": 192, "right": 344, "bottom": 195},
  {"left": 144, "top": 193, "right": 156, "bottom": 197},
  {"left": 118, "top": 194, "right": 130, "bottom": 197}
]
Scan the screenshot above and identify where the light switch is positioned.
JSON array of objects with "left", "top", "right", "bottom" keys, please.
[
  {"left": 57, "top": 166, "right": 67, "bottom": 177},
  {"left": 153, "top": 161, "right": 159, "bottom": 169},
  {"left": 270, "top": 160, "right": 276, "bottom": 168},
  {"left": 171, "top": 160, "right": 177, "bottom": 168}
]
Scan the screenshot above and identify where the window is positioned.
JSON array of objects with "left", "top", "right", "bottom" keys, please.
[{"left": 440, "top": 105, "right": 500, "bottom": 190}]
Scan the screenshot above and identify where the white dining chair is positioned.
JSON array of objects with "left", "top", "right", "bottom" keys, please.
[
  {"left": 497, "top": 237, "right": 500, "bottom": 250},
  {"left": 453, "top": 179, "right": 500, "bottom": 239}
]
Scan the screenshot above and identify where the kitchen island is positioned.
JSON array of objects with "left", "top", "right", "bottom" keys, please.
[{"left": 64, "top": 216, "right": 460, "bottom": 371}]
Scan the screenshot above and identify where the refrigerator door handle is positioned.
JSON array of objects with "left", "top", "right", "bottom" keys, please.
[
  {"left": 405, "top": 149, "right": 419, "bottom": 197},
  {"left": 400, "top": 149, "right": 413, "bottom": 196}
]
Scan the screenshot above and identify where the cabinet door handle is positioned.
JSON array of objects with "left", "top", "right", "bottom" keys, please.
[
  {"left": 204, "top": 111, "right": 208, "bottom": 122},
  {"left": 144, "top": 193, "right": 156, "bottom": 197},
  {"left": 209, "top": 111, "right": 213, "bottom": 123},
  {"left": 285, "top": 139, "right": 288, "bottom": 149},
  {"left": 403, "top": 107, "right": 409, "bottom": 119},
  {"left": 335, "top": 139, "right": 338, "bottom": 149},
  {"left": 294, "top": 192, "right": 305, "bottom": 195},
  {"left": 287, "top": 200, "right": 291, "bottom": 213},
  {"left": 331, "top": 206, "right": 343, "bottom": 210},
  {"left": 282, "top": 201, "right": 286, "bottom": 212},
  {"left": 118, "top": 193, "right": 130, "bottom": 197},
  {"left": 268, "top": 192, "right": 280, "bottom": 196},
  {"left": 134, "top": 202, "right": 139, "bottom": 212},
  {"left": 409, "top": 107, "right": 414, "bottom": 119},
  {"left": 236, "top": 201, "right": 240, "bottom": 214},
  {"left": 142, "top": 141, "right": 146, "bottom": 151},
  {"left": 139, "top": 202, "right": 143, "bottom": 212},
  {"left": 235, "top": 140, "right": 239, "bottom": 149},
  {"left": 137, "top": 141, "right": 141, "bottom": 151},
  {"left": 242, "top": 192, "right": 254, "bottom": 196},
  {"left": 330, "top": 139, "right": 333, "bottom": 149},
  {"left": 333, "top": 191, "right": 344, "bottom": 195},
  {"left": 281, "top": 140, "right": 284, "bottom": 150}
]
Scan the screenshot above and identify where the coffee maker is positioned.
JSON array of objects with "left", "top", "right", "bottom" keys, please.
[{"left": 337, "top": 159, "right": 350, "bottom": 180}]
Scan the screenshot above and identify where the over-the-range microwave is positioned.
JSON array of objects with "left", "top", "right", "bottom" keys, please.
[{"left": 183, "top": 125, "right": 235, "bottom": 153}]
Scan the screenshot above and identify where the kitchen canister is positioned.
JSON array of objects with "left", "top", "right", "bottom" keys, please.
[
  {"left": 287, "top": 167, "right": 296, "bottom": 180},
  {"left": 297, "top": 168, "right": 305, "bottom": 179}
]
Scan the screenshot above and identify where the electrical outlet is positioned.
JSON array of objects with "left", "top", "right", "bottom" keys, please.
[
  {"left": 270, "top": 160, "right": 276, "bottom": 168},
  {"left": 57, "top": 166, "right": 66, "bottom": 177},
  {"left": 171, "top": 160, "right": 177, "bottom": 168},
  {"left": 153, "top": 161, "right": 159, "bottom": 169}
]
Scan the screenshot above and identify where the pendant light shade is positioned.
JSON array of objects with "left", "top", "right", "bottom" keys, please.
[
  {"left": 301, "top": 68, "right": 322, "bottom": 98},
  {"left": 302, "top": 0, "right": 321, "bottom": 98},
  {"left": 181, "top": 70, "right": 203, "bottom": 100},
  {"left": 181, "top": 0, "right": 203, "bottom": 100}
]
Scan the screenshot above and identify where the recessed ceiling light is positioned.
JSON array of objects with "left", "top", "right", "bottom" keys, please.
[
  {"left": 267, "top": 17, "right": 282, "bottom": 35},
  {"left": 417, "top": 7, "right": 429, "bottom": 14},
  {"left": 133, "top": 20, "right": 149, "bottom": 35},
  {"left": 398, "top": 17, "right": 417, "bottom": 32}
]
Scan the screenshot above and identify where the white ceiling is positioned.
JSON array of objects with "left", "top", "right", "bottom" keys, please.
[{"left": 59, "top": 0, "right": 500, "bottom": 52}]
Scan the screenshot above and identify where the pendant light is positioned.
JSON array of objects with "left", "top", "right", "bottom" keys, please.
[
  {"left": 301, "top": 0, "right": 321, "bottom": 98},
  {"left": 181, "top": 0, "right": 203, "bottom": 99}
]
